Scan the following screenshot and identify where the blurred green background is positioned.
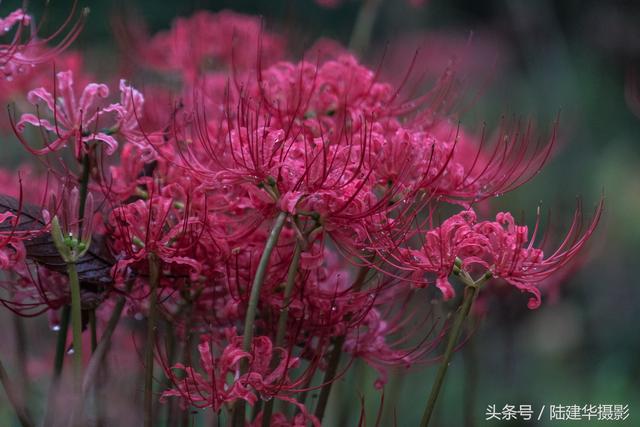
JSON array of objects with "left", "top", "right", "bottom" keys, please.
[{"left": 0, "top": 0, "right": 638, "bottom": 426}]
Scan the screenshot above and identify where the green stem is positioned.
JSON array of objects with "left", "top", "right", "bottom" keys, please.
[
  {"left": 274, "top": 240, "right": 302, "bottom": 352},
  {"left": 349, "top": 0, "right": 384, "bottom": 56},
  {"left": 314, "top": 335, "right": 346, "bottom": 422},
  {"left": 381, "top": 370, "right": 404, "bottom": 426},
  {"left": 0, "top": 356, "right": 34, "bottom": 427},
  {"left": 313, "top": 264, "right": 370, "bottom": 423},
  {"left": 294, "top": 368, "right": 315, "bottom": 416},
  {"left": 82, "top": 280, "right": 132, "bottom": 394},
  {"left": 12, "top": 312, "right": 29, "bottom": 409},
  {"left": 53, "top": 306, "right": 71, "bottom": 378},
  {"left": 261, "top": 240, "right": 303, "bottom": 427},
  {"left": 144, "top": 253, "right": 161, "bottom": 427},
  {"left": 78, "top": 154, "right": 91, "bottom": 225},
  {"left": 66, "top": 263, "right": 85, "bottom": 427},
  {"left": 156, "top": 317, "right": 177, "bottom": 424},
  {"left": 67, "top": 262, "right": 84, "bottom": 399},
  {"left": 231, "top": 211, "right": 288, "bottom": 427},
  {"left": 84, "top": 289, "right": 128, "bottom": 427},
  {"left": 463, "top": 328, "right": 477, "bottom": 427},
  {"left": 419, "top": 284, "right": 478, "bottom": 427},
  {"left": 44, "top": 305, "right": 70, "bottom": 425}
]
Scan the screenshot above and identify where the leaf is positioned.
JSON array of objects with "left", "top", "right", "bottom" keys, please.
[{"left": 0, "top": 194, "right": 115, "bottom": 287}]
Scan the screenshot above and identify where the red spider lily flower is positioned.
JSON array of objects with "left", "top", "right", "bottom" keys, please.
[
  {"left": 161, "top": 332, "right": 313, "bottom": 418},
  {"left": 472, "top": 201, "right": 603, "bottom": 308},
  {"left": 16, "top": 70, "right": 118, "bottom": 159},
  {"left": 0, "top": 265, "right": 70, "bottom": 317},
  {"left": 344, "top": 307, "right": 443, "bottom": 389},
  {"left": 15, "top": 71, "right": 144, "bottom": 161},
  {"left": 0, "top": 3, "right": 86, "bottom": 80},
  {"left": 108, "top": 193, "right": 204, "bottom": 282},
  {"left": 106, "top": 144, "right": 150, "bottom": 201},
  {"left": 114, "top": 79, "right": 146, "bottom": 143},
  {"left": 0, "top": 9, "right": 33, "bottom": 79},
  {"left": 0, "top": 51, "right": 86, "bottom": 119},
  {"left": 400, "top": 209, "right": 482, "bottom": 299},
  {"left": 250, "top": 411, "right": 320, "bottom": 427},
  {"left": 393, "top": 200, "right": 603, "bottom": 308},
  {"left": 176, "top": 58, "right": 417, "bottom": 250},
  {"left": 0, "top": 174, "right": 54, "bottom": 274},
  {"left": 116, "top": 10, "right": 285, "bottom": 84},
  {"left": 0, "top": 211, "right": 27, "bottom": 269},
  {"left": 169, "top": 51, "right": 556, "bottom": 269},
  {"left": 248, "top": 52, "right": 553, "bottom": 205},
  {"left": 426, "top": 118, "right": 558, "bottom": 204}
]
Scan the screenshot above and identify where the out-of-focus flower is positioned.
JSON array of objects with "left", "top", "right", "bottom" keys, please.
[
  {"left": 0, "top": 4, "right": 86, "bottom": 81},
  {"left": 0, "top": 211, "right": 26, "bottom": 269},
  {"left": 117, "top": 10, "right": 285, "bottom": 83},
  {"left": 162, "top": 332, "right": 312, "bottom": 416}
]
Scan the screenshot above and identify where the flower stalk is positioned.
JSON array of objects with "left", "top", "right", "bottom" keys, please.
[
  {"left": 83, "top": 290, "right": 128, "bottom": 393},
  {"left": 314, "top": 334, "right": 347, "bottom": 422},
  {"left": 419, "top": 266, "right": 492, "bottom": 427},
  {"left": 314, "top": 263, "right": 371, "bottom": 423},
  {"left": 43, "top": 306, "right": 70, "bottom": 426},
  {"left": 12, "top": 307, "right": 29, "bottom": 410},
  {"left": 232, "top": 211, "right": 288, "bottom": 427},
  {"left": 349, "top": 0, "right": 384, "bottom": 55},
  {"left": 67, "top": 261, "right": 84, "bottom": 394},
  {"left": 144, "top": 252, "right": 161, "bottom": 427},
  {"left": 49, "top": 184, "right": 94, "bottom": 426},
  {"left": 0, "top": 356, "right": 34, "bottom": 427},
  {"left": 261, "top": 236, "right": 303, "bottom": 426}
]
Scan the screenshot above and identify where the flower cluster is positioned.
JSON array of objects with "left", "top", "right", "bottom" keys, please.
[{"left": 0, "top": 5, "right": 601, "bottom": 427}]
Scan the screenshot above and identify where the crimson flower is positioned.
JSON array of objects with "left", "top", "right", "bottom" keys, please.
[
  {"left": 0, "top": 4, "right": 86, "bottom": 80},
  {"left": 15, "top": 71, "right": 143, "bottom": 160},
  {"left": 395, "top": 201, "right": 603, "bottom": 308},
  {"left": 162, "top": 331, "right": 315, "bottom": 422}
]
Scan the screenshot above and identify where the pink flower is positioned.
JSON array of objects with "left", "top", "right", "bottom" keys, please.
[
  {"left": 401, "top": 209, "right": 481, "bottom": 299},
  {"left": 114, "top": 79, "right": 145, "bottom": 142},
  {"left": 473, "top": 202, "right": 603, "bottom": 308},
  {"left": 108, "top": 193, "right": 204, "bottom": 282},
  {"left": 0, "top": 9, "right": 31, "bottom": 36},
  {"left": 16, "top": 70, "right": 120, "bottom": 159},
  {"left": 0, "top": 211, "right": 26, "bottom": 269},
  {"left": 344, "top": 308, "right": 442, "bottom": 389},
  {"left": 396, "top": 201, "right": 603, "bottom": 308},
  {"left": 119, "top": 10, "right": 284, "bottom": 83},
  {"left": 0, "top": 5, "right": 86, "bottom": 81},
  {"left": 162, "top": 332, "right": 307, "bottom": 413},
  {"left": 251, "top": 411, "right": 320, "bottom": 427}
]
